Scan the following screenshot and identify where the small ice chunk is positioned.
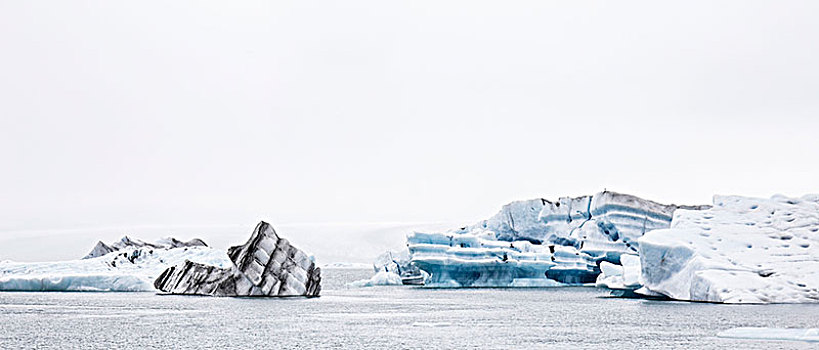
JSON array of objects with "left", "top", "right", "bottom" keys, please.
[
  {"left": 348, "top": 271, "right": 402, "bottom": 287},
  {"left": 412, "top": 322, "right": 452, "bottom": 327},
  {"left": 717, "top": 327, "right": 819, "bottom": 343}
]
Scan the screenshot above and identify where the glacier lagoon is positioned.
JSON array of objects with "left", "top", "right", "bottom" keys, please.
[{"left": 1, "top": 268, "right": 817, "bottom": 349}]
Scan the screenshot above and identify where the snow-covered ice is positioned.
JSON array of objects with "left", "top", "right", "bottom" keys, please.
[
  {"left": 639, "top": 194, "right": 819, "bottom": 303},
  {"left": 0, "top": 244, "right": 230, "bottom": 292},
  {"left": 84, "top": 236, "right": 207, "bottom": 259},
  {"left": 717, "top": 327, "right": 819, "bottom": 342}
]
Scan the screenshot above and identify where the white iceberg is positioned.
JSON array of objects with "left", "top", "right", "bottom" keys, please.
[
  {"left": 371, "top": 249, "right": 427, "bottom": 285},
  {"left": 0, "top": 242, "right": 230, "bottom": 292},
  {"left": 348, "top": 271, "right": 403, "bottom": 287},
  {"left": 83, "top": 236, "right": 208, "bottom": 259},
  {"left": 595, "top": 254, "right": 641, "bottom": 292},
  {"left": 639, "top": 194, "right": 819, "bottom": 303},
  {"left": 373, "top": 249, "right": 412, "bottom": 274}
]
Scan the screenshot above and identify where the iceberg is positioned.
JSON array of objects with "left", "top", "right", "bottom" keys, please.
[
  {"left": 638, "top": 194, "right": 819, "bottom": 303},
  {"left": 535, "top": 191, "right": 705, "bottom": 263},
  {"left": 373, "top": 249, "right": 412, "bottom": 275},
  {"left": 372, "top": 249, "right": 426, "bottom": 285},
  {"left": 407, "top": 191, "right": 703, "bottom": 287},
  {"left": 154, "top": 221, "right": 321, "bottom": 297},
  {"left": 348, "top": 271, "right": 403, "bottom": 287},
  {"left": 84, "top": 236, "right": 207, "bottom": 259},
  {"left": 595, "top": 254, "right": 642, "bottom": 295},
  {"left": 0, "top": 240, "right": 230, "bottom": 292},
  {"left": 408, "top": 230, "right": 573, "bottom": 287}
]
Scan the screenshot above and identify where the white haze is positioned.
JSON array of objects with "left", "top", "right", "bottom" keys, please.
[{"left": 1, "top": 1, "right": 818, "bottom": 261}]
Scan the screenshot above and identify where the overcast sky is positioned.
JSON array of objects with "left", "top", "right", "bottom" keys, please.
[{"left": 2, "top": 1, "right": 819, "bottom": 261}]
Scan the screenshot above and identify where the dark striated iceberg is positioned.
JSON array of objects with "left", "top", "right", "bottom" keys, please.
[{"left": 154, "top": 221, "right": 321, "bottom": 297}]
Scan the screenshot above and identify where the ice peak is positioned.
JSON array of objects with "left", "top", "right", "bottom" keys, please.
[{"left": 82, "top": 235, "right": 209, "bottom": 259}]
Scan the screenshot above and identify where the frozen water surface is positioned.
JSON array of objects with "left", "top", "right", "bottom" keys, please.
[{"left": 1, "top": 269, "right": 817, "bottom": 349}]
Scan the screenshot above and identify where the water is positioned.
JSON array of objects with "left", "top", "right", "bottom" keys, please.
[{"left": 1, "top": 269, "right": 817, "bottom": 349}]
